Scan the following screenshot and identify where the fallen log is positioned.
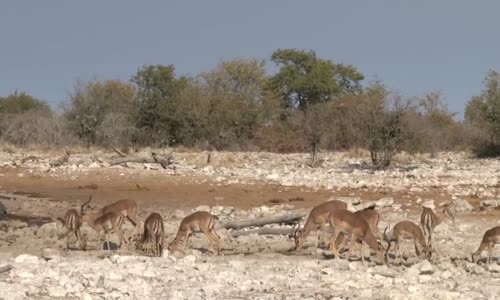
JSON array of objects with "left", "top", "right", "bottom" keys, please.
[
  {"left": 108, "top": 152, "right": 174, "bottom": 169},
  {"left": 110, "top": 145, "right": 127, "bottom": 157},
  {"left": 217, "top": 211, "right": 307, "bottom": 230},
  {"left": 230, "top": 227, "right": 294, "bottom": 238},
  {"left": 0, "top": 264, "right": 12, "bottom": 274}
]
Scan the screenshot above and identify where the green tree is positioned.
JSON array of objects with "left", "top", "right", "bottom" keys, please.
[
  {"left": 270, "top": 49, "right": 364, "bottom": 110},
  {"left": 200, "top": 59, "right": 278, "bottom": 148},
  {"left": 353, "top": 82, "right": 413, "bottom": 169},
  {"left": 64, "top": 80, "right": 137, "bottom": 146},
  {"left": 0, "top": 91, "right": 51, "bottom": 114},
  {"left": 131, "top": 64, "right": 189, "bottom": 143},
  {"left": 465, "top": 70, "right": 500, "bottom": 156}
]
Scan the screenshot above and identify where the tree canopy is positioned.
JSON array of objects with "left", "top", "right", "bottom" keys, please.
[{"left": 270, "top": 49, "right": 364, "bottom": 110}]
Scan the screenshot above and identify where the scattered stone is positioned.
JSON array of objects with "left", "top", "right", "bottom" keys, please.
[
  {"left": 449, "top": 198, "right": 473, "bottom": 213},
  {"left": 14, "top": 254, "right": 39, "bottom": 264},
  {"left": 480, "top": 199, "right": 500, "bottom": 210},
  {"left": 422, "top": 200, "right": 435, "bottom": 209}
]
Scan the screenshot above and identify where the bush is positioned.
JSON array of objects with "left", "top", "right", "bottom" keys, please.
[{"left": 0, "top": 110, "right": 76, "bottom": 146}]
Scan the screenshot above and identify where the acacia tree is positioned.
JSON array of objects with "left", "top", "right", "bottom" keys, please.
[
  {"left": 270, "top": 49, "right": 363, "bottom": 164},
  {"left": 197, "top": 59, "right": 279, "bottom": 149},
  {"left": 465, "top": 70, "right": 500, "bottom": 156},
  {"left": 353, "top": 82, "right": 413, "bottom": 169},
  {"left": 0, "top": 91, "right": 50, "bottom": 114},
  {"left": 64, "top": 80, "right": 137, "bottom": 146},
  {"left": 131, "top": 64, "right": 189, "bottom": 145},
  {"left": 270, "top": 48, "right": 363, "bottom": 110}
]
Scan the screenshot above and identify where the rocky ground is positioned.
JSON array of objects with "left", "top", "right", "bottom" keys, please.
[{"left": 0, "top": 149, "right": 499, "bottom": 299}]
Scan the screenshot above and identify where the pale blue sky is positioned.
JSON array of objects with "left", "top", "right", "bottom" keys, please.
[{"left": 1, "top": 1, "right": 499, "bottom": 117}]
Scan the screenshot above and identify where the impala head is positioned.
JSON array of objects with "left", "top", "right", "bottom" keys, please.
[
  {"left": 288, "top": 222, "right": 302, "bottom": 246},
  {"left": 80, "top": 194, "right": 93, "bottom": 215}
]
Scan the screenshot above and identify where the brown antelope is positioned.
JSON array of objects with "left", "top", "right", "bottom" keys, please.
[
  {"left": 472, "top": 226, "right": 500, "bottom": 264},
  {"left": 57, "top": 209, "right": 86, "bottom": 251},
  {"left": 80, "top": 196, "right": 126, "bottom": 250},
  {"left": 136, "top": 212, "right": 165, "bottom": 257},
  {"left": 291, "top": 200, "right": 348, "bottom": 252},
  {"left": 420, "top": 206, "right": 454, "bottom": 254},
  {"left": 334, "top": 206, "right": 383, "bottom": 252},
  {"left": 328, "top": 209, "right": 386, "bottom": 265},
  {"left": 384, "top": 220, "right": 430, "bottom": 264},
  {"left": 83, "top": 198, "right": 139, "bottom": 228},
  {"left": 168, "top": 211, "right": 221, "bottom": 255}
]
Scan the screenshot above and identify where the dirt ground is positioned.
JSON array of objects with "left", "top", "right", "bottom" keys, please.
[
  {"left": 1, "top": 166, "right": 484, "bottom": 214},
  {"left": 1, "top": 157, "right": 500, "bottom": 299}
]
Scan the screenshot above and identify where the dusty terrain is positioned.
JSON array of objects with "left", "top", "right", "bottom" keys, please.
[{"left": 0, "top": 149, "right": 499, "bottom": 299}]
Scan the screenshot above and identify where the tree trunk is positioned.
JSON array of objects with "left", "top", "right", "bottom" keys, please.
[{"left": 217, "top": 211, "right": 307, "bottom": 230}]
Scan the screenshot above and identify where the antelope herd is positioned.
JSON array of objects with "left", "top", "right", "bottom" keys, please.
[{"left": 55, "top": 195, "right": 500, "bottom": 266}]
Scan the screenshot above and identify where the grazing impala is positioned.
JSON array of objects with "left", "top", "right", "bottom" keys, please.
[
  {"left": 83, "top": 198, "right": 139, "bottom": 228},
  {"left": 136, "top": 212, "right": 165, "bottom": 257},
  {"left": 334, "top": 206, "right": 383, "bottom": 252},
  {"left": 291, "top": 200, "right": 348, "bottom": 252},
  {"left": 168, "top": 211, "right": 221, "bottom": 255},
  {"left": 420, "top": 206, "right": 454, "bottom": 254},
  {"left": 328, "top": 209, "right": 386, "bottom": 265},
  {"left": 57, "top": 209, "right": 86, "bottom": 251},
  {"left": 384, "top": 220, "right": 430, "bottom": 264},
  {"left": 472, "top": 226, "right": 500, "bottom": 264},
  {"left": 80, "top": 196, "right": 126, "bottom": 250}
]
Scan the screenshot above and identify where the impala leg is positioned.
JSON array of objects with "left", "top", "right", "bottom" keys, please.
[
  {"left": 329, "top": 229, "right": 341, "bottom": 260},
  {"left": 65, "top": 229, "right": 71, "bottom": 252},
  {"left": 75, "top": 228, "right": 85, "bottom": 250},
  {"left": 359, "top": 241, "right": 365, "bottom": 265},
  {"left": 385, "top": 241, "right": 392, "bottom": 263},
  {"left": 209, "top": 230, "right": 221, "bottom": 255},
  {"left": 487, "top": 243, "right": 493, "bottom": 264},
  {"left": 319, "top": 222, "right": 328, "bottom": 247},
  {"left": 395, "top": 237, "right": 402, "bottom": 264}
]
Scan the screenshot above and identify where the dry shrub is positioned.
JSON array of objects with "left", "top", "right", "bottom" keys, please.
[
  {"left": 96, "top": 113, "right": 138, "bottom": 147},
  {"left": 0, "top": 111, "right": 77, "bottom": 147}
]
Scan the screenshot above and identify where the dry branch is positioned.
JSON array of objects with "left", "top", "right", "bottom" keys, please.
[
  {"left": 110, "top": 145, "right": 127, "bottom": 157},
  {"left": 230, "top": 227, "right": 293, "bottom": 237},
  {"left": 108, "top": 152, "right": 174, "bottom": 169},
  {"left": 0, "top": 264, "right": 12, "bottom": 274},
  {"left": 217, "top": 211, "right": 307, "bottom": 230}
]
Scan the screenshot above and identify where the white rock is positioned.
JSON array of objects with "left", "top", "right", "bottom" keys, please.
[
  {"left": 480, "top": 199, "right": 500, "bottom": 210},
  {"left": 81, "top": 292, "right": 94, "bottom": 300},
  {"left": 179, "top": 255, "right": 196, "bottom": 266},
  {"left": 449, "top": 198, "right": 473, "bottom": 212},
  {"left": 48, "top": 286, "right": 67, "bottom": 297},
  {"left": 422, "top": 200, "right": 435, "bottom": 209},
  {"left": 487, "top": 264, "right": 500, "bottom": 273},
  {"left": 109, "top": 272, "right": 123, "bottom": 281},
  {"left": 419, "top": 260, "right": 433, "bottom": 274},
  {"left": 359, "top": 289, "right": 372, "bottom": 298},
  {"left": 14, "top": 254, "right": 39, "bottom": 264},
  {"left": 195, "top": 205, "right": 211, "bottom": 212}
]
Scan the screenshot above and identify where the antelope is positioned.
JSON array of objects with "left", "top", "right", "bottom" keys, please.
[
  {"left": 291, "top": 200, "right": 348, "bottom": 252},
  {"left": 57, "top": 209, "right": 86, "bottom": 251},
  {"left": 83, "top": 198, "right": 139, "bottom": 228},
  {"left": 384, "top": 220, "right": 430, "bottom": 264},
  {"left": 80, "top": 196, "right": 127, "bottom": 250},
  {"left": 168, "top": 211, "right": 221, "bottom": 255},
  {"left": 334, "top": 206, "right": 383, "bottom": 252},
  {"left": 328, "top": 209, "right": 386, "bottom": 265},
  {"left": 136, "top": 212, "right": 165, "bottom": 257},
  {"left": 420, "top": 206, "right": 454, "bottom": 254},
  {"left": 472, "top": 226, "right": 500, "bottom": 264}
]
